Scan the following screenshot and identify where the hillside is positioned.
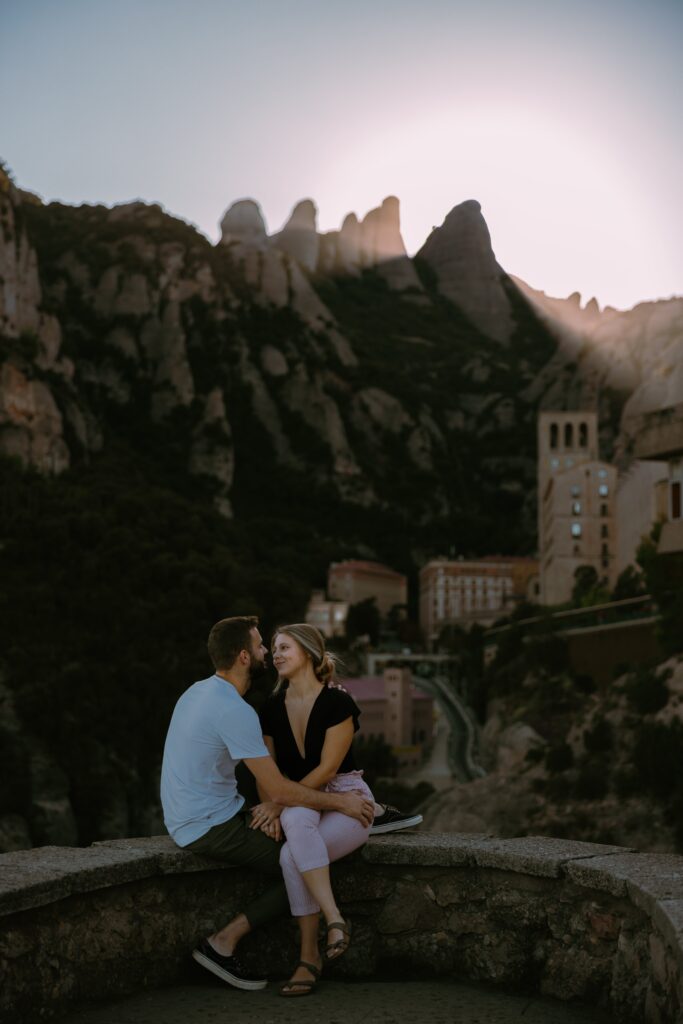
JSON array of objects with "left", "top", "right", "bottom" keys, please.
[{"left": 1, "top": 163, "right": 681, "bottom": 850}]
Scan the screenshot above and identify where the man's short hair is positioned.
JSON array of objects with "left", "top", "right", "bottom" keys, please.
[{"left": 208, "top": 616, "right": 259, "bottom": 670}]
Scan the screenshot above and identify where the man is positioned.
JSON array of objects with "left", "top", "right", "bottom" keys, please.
[{"left": 160, "top": 616, "right": 375, "bottom": 991}]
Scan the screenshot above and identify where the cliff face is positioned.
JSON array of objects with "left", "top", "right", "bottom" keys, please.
[
  {"left": 2, "top": 171, "right": 681, "bottom": 551},
  {"left": 0, "top": 177, "right": 564, "bottom": 561}
]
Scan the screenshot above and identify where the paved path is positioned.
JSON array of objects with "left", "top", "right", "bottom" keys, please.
[
  {"left": 410, "top": 705, "right": 453, "bottom": 790},
  {"left": 62, "top": 980, "right": 614, "bottom": 1023}
]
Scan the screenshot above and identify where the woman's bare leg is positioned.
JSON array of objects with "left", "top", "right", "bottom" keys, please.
[
  {"left": 283, "top": 912, "right": 322, "bottom": 992},
  {"left": 299, "top": 865, "right": 347, "bottom": 955}
]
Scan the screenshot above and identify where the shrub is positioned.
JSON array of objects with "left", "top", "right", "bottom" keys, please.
[
  {"left": 583, "top": 716, "right": 613, "bottom": 754},
  {"left": 575, "top": 759, "right": 609, "bottom": 800},
  {"left": 633, "top": 720, "right": 683, "bottom": 799},
  {"left": 546, "top": 743, "right": 574, "bottom": 773},
  {"left": 625, "top": 667, "right": 669, "bottom": 715}
]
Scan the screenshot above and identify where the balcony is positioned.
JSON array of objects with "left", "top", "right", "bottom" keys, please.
[{"left": 2, "top": 833, "right": 683, "bottom": 1022}]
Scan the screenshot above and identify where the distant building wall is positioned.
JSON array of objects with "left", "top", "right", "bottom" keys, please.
[
  {"left": 615, "top": 460, "right": 668, "bottom": 575},
  {"left": 541, "top": 459, "right": 618, "bottom": 605},
  {"left": 305, "top": 590, "right": 348, "bottom": 638},
  {"left": 565, "top": 619, "right": 661, "bottom": 688},
  {"left": 419, "top": 557, "right": 538, "bottom": 645},
  {"left": 328, "top": 560, "right": 407, "bottom": 617},
  {"left": 343, "top": 670, "right": 433, "bottom": 751},
  {"left": 538, "top": 411, "right": 606, "bottom": 604}
]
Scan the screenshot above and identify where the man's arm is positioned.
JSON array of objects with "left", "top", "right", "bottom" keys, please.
[{"left": 243, "top": 754, "right": 374, "bottom": 826}]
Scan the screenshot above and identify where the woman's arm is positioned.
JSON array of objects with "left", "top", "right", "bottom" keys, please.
[{"left": 297, "top": 717, "right": 354, "bottom": 790}]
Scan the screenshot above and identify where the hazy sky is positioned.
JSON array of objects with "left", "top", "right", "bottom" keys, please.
[{"left": 2, "top": 0, "right": 681, "bottom": 310}]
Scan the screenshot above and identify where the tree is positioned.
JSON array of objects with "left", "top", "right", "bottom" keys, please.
[
  {"left": 571, "top": 565, "right": 610, "bottom": 607},
  {"left": 346, "top": 597, "right": 380, "bottom": 645},
  {"left": 612, "top": 565, "right": 646, "bottom": 602}
]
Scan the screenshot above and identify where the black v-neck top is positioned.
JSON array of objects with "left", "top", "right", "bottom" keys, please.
[{"left": 259, "top": 685, "right": 360, "bottom": 782}]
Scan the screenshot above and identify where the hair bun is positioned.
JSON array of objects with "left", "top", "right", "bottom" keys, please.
[{"left": 316, "top": 652, "right": 336, "bottom": 684}]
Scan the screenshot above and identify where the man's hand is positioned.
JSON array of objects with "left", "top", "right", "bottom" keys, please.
[
  {"left": 336, "top": 791, "right": 375, "bottom": 827},
  {"left": 249, "top": 801, "right": 282, "bottom": 831},
  {"left": 261, "top": 818, "right": 282, "bottom": 841}
]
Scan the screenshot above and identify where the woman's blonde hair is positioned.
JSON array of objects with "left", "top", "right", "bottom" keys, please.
[{"left": 272, "top": 623, "right": 337, "bottom": 691}]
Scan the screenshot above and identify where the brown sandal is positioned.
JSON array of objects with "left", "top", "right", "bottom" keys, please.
[
  {"left": 279, "top": 960, "right": 321, "bottom": 997},
  {"left": 325, "top": 919, "right": 351, "bottom": 961}
]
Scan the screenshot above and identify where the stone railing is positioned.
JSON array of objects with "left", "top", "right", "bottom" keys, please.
[{"left": 2, "top": 833, "right": 683, "bottom": 1023}]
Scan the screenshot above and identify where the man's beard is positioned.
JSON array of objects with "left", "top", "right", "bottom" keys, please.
[{"left": 248, "top": 655, "right": 268, "bottom": 683}]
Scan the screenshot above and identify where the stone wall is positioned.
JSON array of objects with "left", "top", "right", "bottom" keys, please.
[{"left": 1, "top": 833, "right": 683, "bottom": 1023}]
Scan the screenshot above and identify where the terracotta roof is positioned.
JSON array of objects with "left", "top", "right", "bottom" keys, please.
[
  {"left": 329, "top": 560, "right": 406, "bottom": 580},
  {"left": 342, "top": 676, "right": 431, "bottom": 701}
]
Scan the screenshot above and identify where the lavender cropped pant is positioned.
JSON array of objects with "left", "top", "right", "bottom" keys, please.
[{"left": 279, "top": 771, "right": 373, "bottom": 917}]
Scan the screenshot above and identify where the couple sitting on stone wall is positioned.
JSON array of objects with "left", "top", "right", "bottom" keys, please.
[{"left": 160, "top": 616, "right": 422, "bottom": 997}]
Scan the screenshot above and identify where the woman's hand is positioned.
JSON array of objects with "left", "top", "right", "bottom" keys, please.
[{"left": 249, "top": 800, "right": 282, "bottom": 831}]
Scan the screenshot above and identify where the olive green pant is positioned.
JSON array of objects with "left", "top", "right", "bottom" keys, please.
[{"left": 186, "top": 810, "right": 289, "bottom": 929}]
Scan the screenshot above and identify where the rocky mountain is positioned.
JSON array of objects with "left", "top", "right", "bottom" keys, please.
[
  {"left": 513, "top": 277, "right": 683, "bottom": 450},
  {"left": 0, "top": 166, "right": 572, "bottom": 562},
  {"left": 1, "top": 160, "right": 681, "bottom": 851},
  {"left": 422, "top": 655, "right": 683, "bottom": 855}
]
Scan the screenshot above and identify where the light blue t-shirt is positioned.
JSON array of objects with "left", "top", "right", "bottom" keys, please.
[{"left": 160, "top": 674, "right": 270, "bottom": 847}]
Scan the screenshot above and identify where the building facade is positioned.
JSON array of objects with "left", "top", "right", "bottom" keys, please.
[
  {"left": 304, "top": 590, "right": 349, "bottom": 638},
  {"left": 633, "top": 402, "right": 683, "bottom": 559},
  {"left": 615, "top": 460, "right": 669, "bottom": 575},
  {"left": 538, "top": 411, "right": 618, "bottom": 604},
  {"left": 327, "top": 560, "right": 407, "bottom": 617},
  {"left": 419, "top": 556, "right": 539, "bottom": 644},
  {"left": 343, "top": 668, "right": 434, "bottom": 752}
]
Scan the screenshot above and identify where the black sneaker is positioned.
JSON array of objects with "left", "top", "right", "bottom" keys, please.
[
  {"left": 192, "top": 937, "right": 268, "bottom": 990},
  {"left": 369, "top": 805, "right": 423, "bottom": 835}
]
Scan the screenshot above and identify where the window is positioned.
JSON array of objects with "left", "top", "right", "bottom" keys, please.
[
  {"left": 601, "top": 543, "right": 609, "bottom": 557},
  {"left": 571, "top": 522, "right": 582, "bottom": 538},
  {"left": 572, "top": 501, "right": 582, "bottom": 515},
  {"left": 600, "top": 503, "right": 608, "bottom": 517},
  {"left": 551, "top": 457, "right": 559, "bottom": 469},
  {"left": 579, "top": 422, "right": 588, "bottom": 448},
  {"left": 571, "top": 485, "right": 580, "bottom": 498},
  {"left": 672, "top": 481, "right": 681, "bottom": 520},
  {"left": 601, "top": 558, "right": 609, "bottom": 569},
  {"left": 601, "top": 524, "right": 608, "bottom": 538},
  {"left": 573, "top": 544, "right": 581, "bottom": 556},
  {"left": 598, "top": 468, "right": 607, "bottom": 479},
  {"left": 564, "top": 423, "right": 574, "bottom": 448},
  {"left": 550, "top": 423, "right": 558, "bottom": 449},
  {"left": 598, "top": 484, "right": 609, "bottom": 497}
]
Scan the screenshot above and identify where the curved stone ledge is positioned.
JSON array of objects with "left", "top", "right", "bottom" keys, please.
[{"left": 1, "top": 833, "right": 682, "bottom": 1023}]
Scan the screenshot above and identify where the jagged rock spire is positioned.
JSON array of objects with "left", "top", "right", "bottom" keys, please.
[{"left": 417, "top": 200, "right": 513, "bottom": 342}]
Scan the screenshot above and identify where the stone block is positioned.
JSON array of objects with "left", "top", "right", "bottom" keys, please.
[
  {"left": 377, "top": 881, "right": 444, "bottom": 935},
  {"left": 651, "top": 899, "right": 683, "bottom": 977},
  {"left": 565, "top": 852, "right": 683, "bottom": 911},
  {"left": 0, "top": 844, "right": 160, "bottom": 915},
  {"left": 362, "top": 832, "right": 489, "bottom": 868},
  {"left": 469, "top": 836, "right": 627, "bottom": 879}
]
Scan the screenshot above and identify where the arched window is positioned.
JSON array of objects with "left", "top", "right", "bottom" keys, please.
[
  {"left": 564, "top": 423, "right": 574, "bottom": 448},
  {"left": 550, "top": 422, "right": 558, "bottom": 450},
  {"left": 579, "top": 422, "right": 588, "bottom": 448}
]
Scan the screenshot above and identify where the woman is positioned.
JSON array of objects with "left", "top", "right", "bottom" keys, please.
[{"left": 253, "top": 623, "right": 372, "bottom": 996}]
